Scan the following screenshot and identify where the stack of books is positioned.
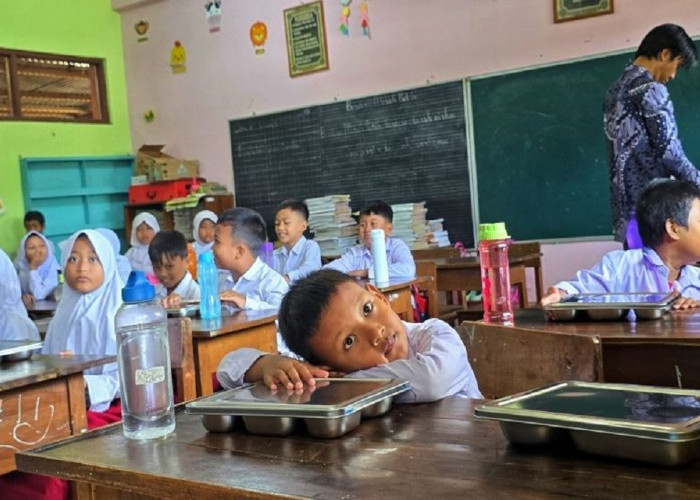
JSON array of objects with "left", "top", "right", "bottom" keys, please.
[
  {"left": 391, "top": 202, "right": 431, "bottom": 250},
  {"left": 427, "top": 218, "right": 451, "bottom": 247},
  {"left": 306, "top": 194, "right": 358, "bottom": 255}
]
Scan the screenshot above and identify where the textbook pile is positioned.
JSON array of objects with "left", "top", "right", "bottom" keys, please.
[
  {"left": 427, "top": 218, "right": 451, "bottom": 247},
  {"left": 306, "top": 194, "right": 358, "bottom": 255},
  {"left": 391, "top": 202, "right": 432, "bottom": 250}
]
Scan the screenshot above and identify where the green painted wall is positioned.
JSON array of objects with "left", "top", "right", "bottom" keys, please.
[{"left": 0, "top": 0, "right": 132, "bottom": 256}]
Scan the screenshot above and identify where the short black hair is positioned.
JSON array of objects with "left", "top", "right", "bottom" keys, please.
[
  {"left": 24, "top": 210, "right": 45, "bottom": 226},
  {"left": 276, "top": 199, "right": 309, "bottom": 221},
  {"left": 636, "top": 179, "right": 700, "bottom": 249},
  {"left": 279, "top": 269, "right": 359, "bottom": 364},
  {"left": 217, "top": 207, "right": 267, "bottom": 256},
  {"left": 148, "top": 230, "right": 188, "bottom": 264},
  {"left": 636, "top": 24, "right": 697, "bottom": 68},
  {"left": 359, "top": 200, "right": 393, "bottom": 223}
]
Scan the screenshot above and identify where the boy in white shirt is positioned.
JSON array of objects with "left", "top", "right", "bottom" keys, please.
[
  {"left": 273, "top": 199, "right": 321, "bottom": 284},
  {"left": 149, "top": 230, "right": 200, "bottom": 308}
]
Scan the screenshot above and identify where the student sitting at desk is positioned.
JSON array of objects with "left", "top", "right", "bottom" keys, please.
[
  {"left": 17, "top": 230, "right": 60, "bottom": 308},
  {"left": 273, "top": 199, "right": 321, "bottom": 284},
  {"left": 541, "top": 179, "right": 700, "bottom": 308},
  {"left": 324, "top": 200, "right": 416, "bottom": 279},
  {"left": 125, "top": 212, "right": 160, "bottom": 277},
  {"left": 218, "top": 269, "right": 482, "bottom": 402},
  {"left": 0, "top": 248, "right": 40, "bottom": 340},
  {"left": 214, "top": 207, "right": 289, "bottom": 311},
  {"left": 149, "top": 229, "right": 200, "bottom": 308}
]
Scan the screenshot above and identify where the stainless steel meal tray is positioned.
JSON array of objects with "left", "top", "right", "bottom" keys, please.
[
  {"left": 544, "top": 292, "right": 678, "bottom": 321},
  {"left": 186, "top": 378, "right": 410, "bottom": 438},
  {"left": 0, "top": 340, "right": 43, "bottom": 363},
  {"left": 166, "top": 304, "right": 199, "bottom": 317},
  {"left": 475, "top": 381, "right": 700, "bottom": 466}
]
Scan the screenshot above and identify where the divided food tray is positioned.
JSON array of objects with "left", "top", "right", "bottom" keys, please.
[{"left": 0, "top": 340, "right": 43, "bottom": 363}]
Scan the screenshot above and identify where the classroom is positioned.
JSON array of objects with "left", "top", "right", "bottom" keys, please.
[{"left": 3, "top": 0, "right": 700, "bottom": 498}]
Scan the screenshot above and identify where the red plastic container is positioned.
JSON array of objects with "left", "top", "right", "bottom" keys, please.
[
  {"left": 128, "top": 178, "right": 205, "bottom": 204},
  {"left": 478, "top": 223, "right": 513, "bottom": 325}
]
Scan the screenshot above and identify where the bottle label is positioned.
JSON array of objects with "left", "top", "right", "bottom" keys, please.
[{"left": 135, "top": 366, "right": 166, "bottom": 385}]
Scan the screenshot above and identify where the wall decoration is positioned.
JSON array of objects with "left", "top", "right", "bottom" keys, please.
[
  {"left": 144, "top": 110, "right": 155, "bottom": 123},
  {"left": 134, "top": 20, "right": 149, "bottom": 42},
  {"left": 0, "top": 196, "right": 5, "bottom": 217},
  {"left": 553, "top": 0, "right": 613, "bottom": 23},
  {"left": 284, "top": 1, "right": 329, "bottom": 77},
  {"left": 250, "top": 21, "right": 268, "bottom": 55},
  {"left": 359, "top": 0, "right": 370, "bottom": 38},
  {"left": 205, "top": 1, "right": 222, "bottom": 33},
  {"left": 339, "top": 0, "right": 351, "bottom": 36},
  {"left": 170, "top": 41, "right": 187, "bottom": 74}
]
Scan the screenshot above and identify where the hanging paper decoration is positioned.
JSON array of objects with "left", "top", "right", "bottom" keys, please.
[
  {"left": 134, "top": 20, "right": 149, "bottom": 42},
  {"left": 359, "top": 0, "right": 370, "bottom": 38},
  {"left": 143, "top": 110, "right": 155, "bottom": 123},
  {"left": 339, "top": 0, "right": 351, "bottom": 36},
  {"left": 250, "top": 21, "right": 268, "bottom": 55},
  {"left": 170, "top": 41, "right": 187, "bottom": 74},
  {"left": 205, "top": 1, "right": 222, "bottom": 34},
  {"left": 0, "top": 196, "right": 5, "bottom": 216}
]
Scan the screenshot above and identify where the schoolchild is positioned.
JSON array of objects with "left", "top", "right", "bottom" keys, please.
[
  {"left": 273, "top": 199, "right": 321, "bottom": 284},
  {"left": 125, "top": 212, "right": 160, "bottom": 276},
  {"left": 0, "top": 248, "right": 40, "bottom": 340},
  {"left": 17, "top": 230, "right": 60, "bottom": 307},
  {"left": 149, "top": 229, "right": 200, "bottom": 308}
]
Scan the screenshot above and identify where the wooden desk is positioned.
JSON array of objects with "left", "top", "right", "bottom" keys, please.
[
  {"left": 461, "top": 308, "right": 700, "bottom": 398},
  {"left": 190, "top": 310, "right": 278, "bottom": 396},
  {"left": 26, "top": 299, "right": 57, "bottom": 320},
  {"left": 17, "top": 397, "right": 700, "bottom": 499},
  {"left": 0, "top": 354, "right": 113, "bottom": 475},
  {"left": 374, "top": 278, "right": 415, "bottom": 320}
]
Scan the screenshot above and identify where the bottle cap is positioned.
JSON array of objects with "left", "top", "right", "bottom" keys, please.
[
  {"left": 198, "top": 250, "right": 215, "bottom": 264},
  {"left": 121, "top": 270, "right": 156, "bottom": 303},
  {"left": 478, "top": 222, "right": 509, "bottom": 241}
]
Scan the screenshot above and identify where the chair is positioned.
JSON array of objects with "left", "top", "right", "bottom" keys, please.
[
  {"left": 167, "top": 317, "right": 196, "bottom": 404},
  {"left": 415, "top": 259, "right": 465, "bottom": 325},
  {"left": 509, "top": 241, "right": 544, "bottom": 304}
]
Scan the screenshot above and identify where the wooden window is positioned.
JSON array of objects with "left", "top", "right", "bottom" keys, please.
[{"left": 0, "top": 48, "right": 109, "bottom": 123}]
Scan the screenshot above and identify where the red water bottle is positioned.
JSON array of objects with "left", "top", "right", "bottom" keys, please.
[{"left": 478, "top": 222, "right": 513, "bottom": 325}]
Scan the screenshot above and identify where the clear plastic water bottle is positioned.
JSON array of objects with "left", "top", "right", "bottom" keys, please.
[
  {"left": 370, "top": 228, "right": 389, "bottom": 286},
  {"left": 198, "top": 251, "right": 221, "bottom": 320},
  {"left": 478, "top": 222, "right": 513, "bottom": 325},
  {"left": 259, "top": 241, "right": 274, "bottom": 268},
  {"left": 115, "top": 271, "right": 175, "bottom": 440}
]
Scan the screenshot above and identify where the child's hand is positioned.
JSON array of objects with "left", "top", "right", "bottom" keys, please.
[
  {"left": 672, "top": 295, "right": 699, "bottom": 310},
  {"left": 246, "top": 355, "right": 329, "bottom": 391},
  {"left": 540, "top": 287, "right": 567, "bottom": 307},
  {"left": 22, "top": 293, "right": 35, "bottom": 308},
  {"left": 162, "top": 293, "right": 182, "bottom": 309},
  {"left": 219, "top": 290, "right": 246, "bottom": 308}
]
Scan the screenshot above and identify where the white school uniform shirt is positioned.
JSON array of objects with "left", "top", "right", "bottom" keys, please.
[
  {"left": 125, "top": 212, "right": 160, "bottom": 275},
  {"left": 323, "top": 237, "right": 416, "bottom": 279},
  {"left": 192, "top": 210, "right": 217, "bottom": 258},
  {"left": 17, "top": 230, "right": 61, "bottom": 300},
  {"left": 96, "top": 227, "right": 132, "bottom": 283},
  {"left": 43, "top": 230, "right": 124, "bottom": 412},
  {"left": 217, "top": 318, "right": 482, "bottom": 402},
  {"left": 0, "top": 248, "right": 40, "bottom": 341},
  {"left": 155, "top": 270, "right": 200, "bottom": 301},
  {"left": 218, "top": 257, "right": 289, "bottom": 311},
  {"left": 273, "top": 236, "right": 322, "bottom": 284}
]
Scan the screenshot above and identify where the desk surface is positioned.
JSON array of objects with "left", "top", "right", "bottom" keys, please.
[
  {"left": 0, "top": 355, "right": 115, "bottom": 392},
  {"left": 17, "top": 397, "right": 700, "bottom": 499},
  {"left": 428, "top": 251, "right": 540, "bottom": 269},
  {"left": 371, "top": 277, "right": 416, "bottom": 292},
  {"left": 190, "top": 309, "right": 278, "bottom": 338}
]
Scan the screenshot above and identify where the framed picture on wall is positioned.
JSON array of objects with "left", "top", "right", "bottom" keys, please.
[
  {"left": 553, "top": 0, "right": 614, "bottom": 23},
  {"left": 283, "top": 1, "right": 329, "bottom": 77}
]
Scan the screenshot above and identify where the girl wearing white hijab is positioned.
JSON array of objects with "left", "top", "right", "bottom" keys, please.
[
  {"left": 192, "top": 210, "right": 217, "bottom": 257},
  {"left": 96, "top": 227, "right": 133, "bottom": 283},
  {"left": 17, "top": 230, "right": 60, "bottom": 307},
  {"left": 0, "top": 248, "right": 40, "bottom": 340},
  {"left": 43, "top": 230, "right": 123, "bottom": 412},
  {"left": 125, "top": 212, "right": 160, "bottom": 276}
]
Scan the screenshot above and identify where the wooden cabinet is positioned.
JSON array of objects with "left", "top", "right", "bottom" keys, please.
[{"left": 124, "top": 193, "right": 234, "bottom": 241}]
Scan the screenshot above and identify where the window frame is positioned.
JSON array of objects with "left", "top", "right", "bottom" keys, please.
[{"left": 0, "top": 47, "right": 110, "bottom": 124}]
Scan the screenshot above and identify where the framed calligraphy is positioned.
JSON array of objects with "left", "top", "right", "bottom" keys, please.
[
  {"left": 283, "top": 1, "right": 329, "bottom": 77},
  {"left": 553, "top": 0, "right": 614, "bottom": 23}
]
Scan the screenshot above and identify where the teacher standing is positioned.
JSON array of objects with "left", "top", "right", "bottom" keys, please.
[{"left": 604, "top": 23, "right": 699, "bottom": 247}]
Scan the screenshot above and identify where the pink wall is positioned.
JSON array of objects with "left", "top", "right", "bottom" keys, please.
[{"left": 115, "top": 0, "right": 699, "bottom": 288}]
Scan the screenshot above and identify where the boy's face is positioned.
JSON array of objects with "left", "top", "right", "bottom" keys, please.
[
  {"left": 358, "top": 213, "right": 392, "bottom": 249},
  {"left": 24, "top": 220, "right": 44, "bottom": 233},
  {"left": 652, "top": 49, "right": 683, "bottom": 84},
  {"left": 198, "top": 219, "right": 216, "bottom": 244},
  {"left": 213, "top": 224, "right": 250, "bottom": 275},
  {"left": 65, "top": 236, "right": 104, "bottom": 294},
  {"left": 275, "top": 208, "right": 307, "bottom": 248},
  {"left": 25, "top": 234, "right": 48, "bottom": 266},
  {"left": 136, "top": 221, "right": 156, "bottom": 246},
  {"left": 673, "top": 198, "right": 700, "bottom": 260},
  {"left": 153, "top": 254, "right": 189, "bottom": 290},
  {"left": 310, "top": 281, "right": 409, "bottom": 373}
]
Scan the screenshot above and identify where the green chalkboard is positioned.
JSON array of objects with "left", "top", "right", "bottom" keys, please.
[{"left": 472, "top": 43, "right": 700, "bottom": 240}]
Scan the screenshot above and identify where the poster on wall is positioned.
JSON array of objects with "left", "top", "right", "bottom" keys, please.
[
  {"left": 134, "top": 20, "right": 149, "bottom": 42},
  {"left": 170, "top": 41, "right": 187, "bottom": 74},
  {"left": 205, "top": 1, "right": 222, "bottom": 33},
  {"left": 284, "top": 1, "right": 329, "bottom": 77}
]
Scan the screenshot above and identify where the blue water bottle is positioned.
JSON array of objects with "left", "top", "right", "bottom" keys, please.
[{"left": 198, "top": 251, "right": 221, "bottom": 319}]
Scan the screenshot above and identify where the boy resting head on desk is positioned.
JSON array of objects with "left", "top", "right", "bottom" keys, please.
[
  {"left": 149, "top": 229, "right": 200, "bottom": 308},
  {"left": 541, "top": 179, "right": 700, "bottom": 309},
  {"left": 217, "top": 269, "right": 482, "bottom": 403}
]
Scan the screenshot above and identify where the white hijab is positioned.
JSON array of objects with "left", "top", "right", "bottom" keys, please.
[
  {"left": 192, "top": 210, "right": 217, "bottom": 257},
  {"left": 43, "top": 230, "right": 123, "bottom": 356},
  {"left": 96, "top": 227, "right": 132, "bottom": 284},
  {"left": 0, "top": 248, "right": 39, "bottom": 340},
  {"left": 126, "top": 212, "right": 160, "bottom": 274},
  {"left": 17, "top": 230, "right": 61, "bottom": 296}
]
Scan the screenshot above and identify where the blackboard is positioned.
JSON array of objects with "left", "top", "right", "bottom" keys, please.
[
  {"left": 471, "top": 42, "right": 700, "bottom": 240},
  {"left": 230, "top": 81, "right": 474, "bottom": 246}
]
